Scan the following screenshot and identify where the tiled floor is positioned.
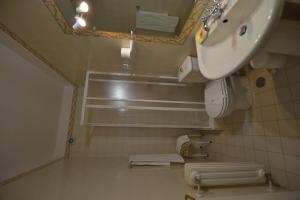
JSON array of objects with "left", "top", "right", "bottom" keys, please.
[
  {"left": 205, "top": 62, "right": 300, "bottom": 189},
  {"left": 0, "top": 157, "right": 288, "bottom": 200}
]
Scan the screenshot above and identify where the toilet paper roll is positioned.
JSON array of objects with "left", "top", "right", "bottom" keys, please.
[
  {"left": 176, "top": 135, "right": 192, "bottom": 157},
  {"left": 121, "top": 48, "right": 131, "bottom": 59}
]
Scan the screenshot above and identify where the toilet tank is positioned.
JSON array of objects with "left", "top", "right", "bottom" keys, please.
[{"left": 178, "top": 56, "right": 207, "bottom": 83}]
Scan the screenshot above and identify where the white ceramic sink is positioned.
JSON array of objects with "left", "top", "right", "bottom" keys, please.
[{"left": 196, "top": 0, "right": 284, "bottom": 80}]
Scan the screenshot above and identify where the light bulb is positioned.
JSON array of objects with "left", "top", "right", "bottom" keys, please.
[
  {"left": 76, "top": 1, "right": 89, "bottom": 13},
  {"left": 73, "top": 16, "right": 86, "bottom": 29},
  {"left": 77, "top": 16, "right": 86, "bottom": 27},
  {"left": 119, "top": 108, "right": 126, "bottom": 112}
]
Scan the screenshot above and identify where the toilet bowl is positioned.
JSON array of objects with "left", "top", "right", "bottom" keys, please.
[{"left": 205, "top": 76, "right": 251, "bottom": 118}]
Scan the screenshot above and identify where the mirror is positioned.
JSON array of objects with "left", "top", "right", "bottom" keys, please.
[{"left": 44, "top": 0, "right": 208, "bottom": 44}]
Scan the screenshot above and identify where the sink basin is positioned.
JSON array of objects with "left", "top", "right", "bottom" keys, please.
[{"left": 196, "top": 0, "right": 284, "bottom": 80}]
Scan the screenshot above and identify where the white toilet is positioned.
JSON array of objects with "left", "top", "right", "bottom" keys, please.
[{"left": 204, "top": 76, "right": 251, "bottom": 118}]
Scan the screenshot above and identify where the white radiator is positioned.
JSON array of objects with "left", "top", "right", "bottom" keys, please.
[
  {"left": 184, "top": 162, "right": 266, "bottom": 187},
  {"left": 136, "top": 10, "right": 179, "bottom": 33}
]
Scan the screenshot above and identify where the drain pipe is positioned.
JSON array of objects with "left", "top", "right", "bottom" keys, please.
[{"left": 194, "top": 173, "right": 204, "bottom": 199}]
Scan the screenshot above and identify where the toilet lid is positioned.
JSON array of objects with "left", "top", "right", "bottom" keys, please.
[{"left": 205, "top": 79, "right": 229, "bottom": 118}]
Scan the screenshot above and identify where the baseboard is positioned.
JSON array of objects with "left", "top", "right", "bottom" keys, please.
[{"left": 0, "top": 157, "right": 64, "bottom": 186}]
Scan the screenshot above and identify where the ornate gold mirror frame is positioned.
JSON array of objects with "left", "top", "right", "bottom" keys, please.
[{"left": 43, "top": 0, "right": 208, "bottom": 45}]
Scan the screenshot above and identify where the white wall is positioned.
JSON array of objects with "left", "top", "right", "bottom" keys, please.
[{"left": 0, "top": 37, "right": 73, "bottom": 182}]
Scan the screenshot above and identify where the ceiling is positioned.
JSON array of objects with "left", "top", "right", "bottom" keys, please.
[{"left": 0, "top": 0, "right": 204, "bottom": 85}]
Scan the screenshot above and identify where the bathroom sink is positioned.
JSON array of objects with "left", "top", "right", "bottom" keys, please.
[{"left": 196, "top": 0, "right": 284, "bottom": 80}]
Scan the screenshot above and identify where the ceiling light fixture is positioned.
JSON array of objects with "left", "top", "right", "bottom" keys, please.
[
  {"left": 73, "top": 15, "right": 87, "bottom": 29},
  {"left": 76, "top": 1, "right": 89, "bottom": 13},
  {"left": 73, "top": 1, "right": 89, "bottom": 30},
  {"left": 119, "top": 107, "right": 126, "bottom": 112}
]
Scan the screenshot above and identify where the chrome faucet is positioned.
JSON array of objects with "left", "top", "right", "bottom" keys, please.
[{"left": 201, "top": 0, "right": 224, "bottom": 31}]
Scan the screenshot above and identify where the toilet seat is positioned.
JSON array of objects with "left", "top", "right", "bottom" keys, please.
[
  {"left": 218, "top": 79, "right": 228, "bottom": 117},
  {"left": 205, "top": 79, "right": 226, "bottom": 118},
  {"left": 219, "top": 78, "right": 233, "bottom": 117},
  {"left": 204, "top": 78, "right": 233, "bottom": 118}
]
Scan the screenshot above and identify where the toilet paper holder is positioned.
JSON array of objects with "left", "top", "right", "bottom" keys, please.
[{"left": 177, "top": 135, "right": 212, "bottom": 158}]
